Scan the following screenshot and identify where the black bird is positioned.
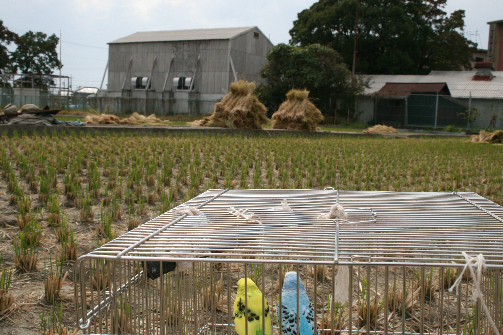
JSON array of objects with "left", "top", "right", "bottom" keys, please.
[{"left": 145, "top": 261, "right": 177, "bottom": 280}]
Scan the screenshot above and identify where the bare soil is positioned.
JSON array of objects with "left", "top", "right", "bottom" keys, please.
[{"left": 0, "top": 172, "right": 159, "bottom": 334}]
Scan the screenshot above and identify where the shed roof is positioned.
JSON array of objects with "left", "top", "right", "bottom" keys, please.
[
  {"left": 365, "top": 71, "right": 503, "bottom": 99},
  {"left": 378, "top": 83, "right": 449, "bottom": 97},
  {"left": 110, "top": 27, "right": 258, "bottom": 44}
]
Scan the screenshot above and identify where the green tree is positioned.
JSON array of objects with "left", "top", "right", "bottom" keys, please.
[
  {"left": 9, "top": 31, "right": 62, "bottom": 88},
  {"left": 258, "top": 43, "right": 366, "bottom": 117},
  {"left": 458, "top": 107, "right": 480, "bottom": 129},
  {"left": 0, "top": 20, "right": 18, "bottom": 73},
  {"left": 289, "top": 0, "right": 474, "bottom": 75}
]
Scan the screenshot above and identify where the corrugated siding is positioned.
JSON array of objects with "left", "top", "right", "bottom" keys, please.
[
  {"left": 230, "top": 28, "right": 273, "bottom": 84},
  {"left": 108, "top": 40, "right": 230, "bottom": 94},
  {"left": 107, "top": 27, "right": 272, "bottom": 98}
]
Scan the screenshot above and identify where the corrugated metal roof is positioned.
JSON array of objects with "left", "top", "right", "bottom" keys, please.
[
  {"left": 365, "top": 71, "right": 503, "bottom": 99},
  {"left": 378, "top": 82, "right": 449, "bottom": 97},
  {"left": 109, "top": 27, "right": 256, "bottom": 44}
]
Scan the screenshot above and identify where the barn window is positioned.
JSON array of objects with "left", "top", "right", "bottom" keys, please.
[
  {"left": 131, "top": 77, "right": 151, "bottom": 90},
  {"left": 173, "top": 77, "right": 194, "bottom": 91}
]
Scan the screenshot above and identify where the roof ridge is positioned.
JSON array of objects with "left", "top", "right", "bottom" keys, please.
[
  {"left": 109, "top": 26, "right": 258, "bottom": 44},
  {"left": 129, "top": 26, "right": 255, "bottom": 34}
]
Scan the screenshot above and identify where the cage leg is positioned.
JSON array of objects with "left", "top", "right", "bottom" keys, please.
[
  {"left": 348, "top": 264, "right": 353, "bottom": 335},
  {"left": 227, "top": 262, "right": 232, "bottom": 335},
  {"left": 420, "top": 266, "right": 425, "bottom": 335},
  {"left": 496, "top": 269, "right": 501, "bottom": 333},
  {"left": 402, "top": 266, "right": 406, "bottom": 335},
  {"left": 384, "top": 266, "right": 388, "bottom": 335}
]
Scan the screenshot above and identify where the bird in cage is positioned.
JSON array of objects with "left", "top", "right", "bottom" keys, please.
[
  {"left": 145, "top": 260, "right": 177, "bottom": 279},
  {"left": 144, "top": 207, "right": 229, "bottom": 280},
  {"left": 144, "top": 251, "right": 195, "bottom": 279},
  {"left": 233, "top": 278, "right": 272, "bottom": 335},
  {"left": 280, "top": 271, "right": 317, "bottom": 335}
]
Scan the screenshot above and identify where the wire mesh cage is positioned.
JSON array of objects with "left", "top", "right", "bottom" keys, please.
[{"left": 74, "top": 189, "right": 503, "bottom": 334}]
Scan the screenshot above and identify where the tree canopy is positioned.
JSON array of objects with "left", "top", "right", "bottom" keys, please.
[
  {"left": 9, "top": 31, "right": 62, "bottom": 87},
  {"left": 258, "top": 43, "right": 366, "bottom": 116},
  {"left": 0, "top": 20, "right": 18, "bottom": 72},
  {"left": 289, "top": 0, "right": 474, "bottom": 74},
  {"left": 0, "top": 21, "right": 62, "bottom": 88}
]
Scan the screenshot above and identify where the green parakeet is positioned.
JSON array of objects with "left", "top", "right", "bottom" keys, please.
[{"left": 233, "top": 278, "right": 272, "bottom": 335}]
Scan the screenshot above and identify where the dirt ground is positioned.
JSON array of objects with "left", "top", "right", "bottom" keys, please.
[{"left": 0, "top": 172, "right": 158, "bottom": 334}]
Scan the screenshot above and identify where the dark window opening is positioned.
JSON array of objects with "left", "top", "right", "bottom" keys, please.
[
  {"left": 131, "top": 77, "right": 151, "bottom": 90},
  {"left": 173, "top": 77, "right": 193, "bottom": 91}
]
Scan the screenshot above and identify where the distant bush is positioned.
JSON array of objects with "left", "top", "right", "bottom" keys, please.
[{"left": 443, "top": 125, "right": 462, "bottom": 133}]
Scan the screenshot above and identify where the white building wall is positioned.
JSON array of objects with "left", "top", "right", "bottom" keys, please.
[
  {"left": 460, "top": 98, "right": 503, "bottom": 129},
  {"left": 355, "top": 96, "right": 375, "bottom": 124}
]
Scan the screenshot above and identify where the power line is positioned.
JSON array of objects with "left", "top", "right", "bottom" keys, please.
[
  {"left": 62, "top": 41, "right": 107, "bottom": 50},
  {"left": 3, "top": 24, "right": 108, "bottom": 50},
  {"left": 62, "top": 53, "right": 107, "bottom": 62},
  {"left": 64, "top": 67, "right": 106, "bottom": 71}
]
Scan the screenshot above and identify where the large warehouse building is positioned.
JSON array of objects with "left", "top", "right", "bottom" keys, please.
[{"left": 101, "top": 27, "right": 273, "bottom": 115}]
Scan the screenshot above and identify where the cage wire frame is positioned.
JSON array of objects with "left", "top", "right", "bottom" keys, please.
[{"left": 74, "top": 189, "right": 503, "bottom": 334}]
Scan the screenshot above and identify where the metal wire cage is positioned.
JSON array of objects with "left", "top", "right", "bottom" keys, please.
[{"left": 74, "top": 189, "right": 503, "bottom": 334}]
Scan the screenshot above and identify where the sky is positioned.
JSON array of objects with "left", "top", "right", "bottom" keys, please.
[{"left": 2, "top": 0, "right": 503, "bottom": 90}]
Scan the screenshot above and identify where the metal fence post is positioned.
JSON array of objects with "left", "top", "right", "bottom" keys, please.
[
  {"left": 434, "top": 92, "right": 439, "bottom": 129},
  {"left": 405, "top": 96, "right": 408, "bottom": 127}
]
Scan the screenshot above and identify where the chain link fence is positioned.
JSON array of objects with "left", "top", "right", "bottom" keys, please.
[
  {"left": 355, "top": 93, "right": 503, "bottom": 130},
  {"left": 0, "top": 90, "right": 218, "bottom": 117},
  {"left": 0, "top": 89, "right": 90, "bottom": 111},
  {"left": 1, "top": 90, "right": 62, "bottom": 108},
  {"left": 374, "top": 94, "right": 468, "bottom": 128},
  {"left": 2, "top": 88, "right": 502, "bottom": 130},
  {"left": 94, "top": 96, "right": 219, "bottom": 116}
]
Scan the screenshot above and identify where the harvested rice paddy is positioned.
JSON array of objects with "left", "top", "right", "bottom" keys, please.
[{"left": 0, "top": 129, "right": 502, "bottom": 333}]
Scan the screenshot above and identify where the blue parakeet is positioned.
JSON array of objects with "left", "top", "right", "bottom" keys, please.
[
  {"left": 233, "top": 278, "right": 272, "bottom": 335},
  {"left": 280, "top": 271, "right": 317, "bottom": 335}
]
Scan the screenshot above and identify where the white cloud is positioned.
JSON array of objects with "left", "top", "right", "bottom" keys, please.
[{"left": 11, "top": 0, "right": 501, "bottom": 89}]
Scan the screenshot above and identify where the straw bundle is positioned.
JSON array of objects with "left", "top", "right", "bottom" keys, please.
[
  {"left": 84, "top": 114, "right": 121, "bottom": 125},
  {"left": 194, "top": 80, "right": 268, "bottom": 129},
  {"left": 271, "top": 89, "right": 323, "bottom": 131},
  {"left": 471, "top": 130, "right": 503, "bottom": 143},
  {"left": 364, "top": 125, "right": 397, "bottom": 134},
  {"left": 84, "top": 113, "right": 170, "bottom": 125},
  {"left": 188, "top": 117, "right": 212, "bottom": 127},
  {"left": 120, "top": 112, "right": 170, "bottom": 125}
]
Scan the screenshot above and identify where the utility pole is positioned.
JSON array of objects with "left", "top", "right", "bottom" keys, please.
[
  {"left": 352, "top": 0, "right": 359, "bottom": 75},
  {"left": 350, "top": 0, "right": 359, "bottom": 124},
  {"left": 59, "top": 29, "right": 62, "bottom": 108}
]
